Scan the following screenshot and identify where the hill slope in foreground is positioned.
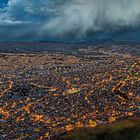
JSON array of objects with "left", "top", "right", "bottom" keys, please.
[
  {"left": 59, "top": 117, "right": 140, "bottom": 140},
  {"left": 0, "top": 43, "right": 140, "bottom": 139}
]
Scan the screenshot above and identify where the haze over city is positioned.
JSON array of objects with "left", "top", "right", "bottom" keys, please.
[{"left": 1, "top": 0, "right": 140, "bottom": 41}]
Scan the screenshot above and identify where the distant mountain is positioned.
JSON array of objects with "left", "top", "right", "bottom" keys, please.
[{"left": 38, "top": 29, "right": 140, "bottom": 44}]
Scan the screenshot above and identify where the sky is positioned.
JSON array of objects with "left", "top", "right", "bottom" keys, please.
[{"left": 1, "top": 0, "right": 140, "bottom": 42}]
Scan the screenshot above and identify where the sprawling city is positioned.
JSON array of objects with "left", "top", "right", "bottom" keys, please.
[
  {"left": 0, "top": 43, "right": 139, "bottom": 139},
  {"left": 0, "top": 0, "right": 140, "bottom": 140}
]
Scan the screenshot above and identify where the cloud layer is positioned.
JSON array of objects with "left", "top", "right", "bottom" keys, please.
[{"left": 1, "top": 0, "right": 140, "bottom": 41}]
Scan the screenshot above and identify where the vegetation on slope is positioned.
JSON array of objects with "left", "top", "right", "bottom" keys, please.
[{"left": 59, "top": 117, "right": 140, "bottom": 140}]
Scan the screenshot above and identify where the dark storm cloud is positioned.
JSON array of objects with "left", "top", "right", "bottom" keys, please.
[
  {"left": 0, "top": 23, "right": 43, "bottom": 41},
  {"left": 0, "top": 0, "right": 140, "bottom": 41}
]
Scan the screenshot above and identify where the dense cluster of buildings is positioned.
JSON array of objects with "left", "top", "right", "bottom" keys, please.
[{"left": 0, "top": 46, "right": 140, "bottom": 139}]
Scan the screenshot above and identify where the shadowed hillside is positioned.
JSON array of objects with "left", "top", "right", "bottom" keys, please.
[{"left": 59, "top": 118, "right": 140, "bottom": 140}]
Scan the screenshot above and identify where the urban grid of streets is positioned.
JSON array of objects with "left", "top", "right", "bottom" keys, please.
[{"left": 0, "top": 45, "right": 140, "bottom": 139}]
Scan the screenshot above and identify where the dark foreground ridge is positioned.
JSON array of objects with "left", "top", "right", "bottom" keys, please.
[{"left": 58, "top": 117, "right": 140, "bottom": 140}]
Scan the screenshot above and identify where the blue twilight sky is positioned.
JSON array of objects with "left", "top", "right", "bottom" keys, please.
[{"left": 1, "top": 0, "right": 140, "bottom": 42}]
